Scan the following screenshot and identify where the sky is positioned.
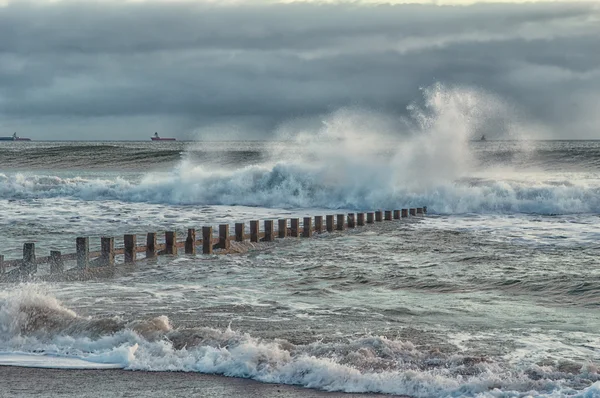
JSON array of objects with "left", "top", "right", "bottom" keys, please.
[{"left": 0, "top": 0, "right": 598, "bottom": 140}]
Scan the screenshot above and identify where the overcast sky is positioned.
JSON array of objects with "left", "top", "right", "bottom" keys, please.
[{"left": 0, "top": 0, "right": 598, "bottom": 140}]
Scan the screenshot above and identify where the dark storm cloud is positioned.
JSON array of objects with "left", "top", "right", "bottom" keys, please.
[{"left": 0, "top": 1, "right": 599, "bottom": 139}]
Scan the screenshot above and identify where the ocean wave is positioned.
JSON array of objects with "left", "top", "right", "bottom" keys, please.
[
  {"left": 0, "top": 168, "right": 599, "bottom": 215},
  {"left": 0, "top": 286, "right": 598, "bottom": 397},
  {"left": 2, "top": 85, "right": 599, "bottom": 215}
]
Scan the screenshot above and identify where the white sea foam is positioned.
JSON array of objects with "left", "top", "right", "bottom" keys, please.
[
  {"left": 0, "top": 85, "right": 596, "bottom": 215},
  {"left": 1, "top": 287, "right": 598, "bottom": 397}
]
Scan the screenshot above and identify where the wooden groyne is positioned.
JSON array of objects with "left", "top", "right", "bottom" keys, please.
[{"left": 0, "top": 207, "right": 427, "bottom": 281}]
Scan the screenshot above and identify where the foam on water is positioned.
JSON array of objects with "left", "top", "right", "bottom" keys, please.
[
  {"left": 2, "top": 169, "right": 600, "bottom": 215},
  {"left": 0, "top": 85, "right": 597, "bottom": 215},
  {"left": 1, "top": 286, "right": 598, "bottom": 397},
  {"left": 0, "top": 353, "right": 126, "bottom": 369}
]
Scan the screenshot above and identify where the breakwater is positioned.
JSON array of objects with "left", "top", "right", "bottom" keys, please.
[{"left": 0, "top": 207, "right": 426, "bottom": 282}]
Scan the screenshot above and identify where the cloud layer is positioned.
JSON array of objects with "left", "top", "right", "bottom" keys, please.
[{"left": 0, "top": 1, "right": 598, "bottom": 140}]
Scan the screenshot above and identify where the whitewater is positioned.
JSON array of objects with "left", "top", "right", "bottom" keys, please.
[{"left": 1, "top": 85, "right": 599, "bottom": 397}]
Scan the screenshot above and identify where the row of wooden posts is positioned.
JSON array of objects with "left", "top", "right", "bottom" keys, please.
[{"left": 0, "top": 207, "right": 426, "bottom": 277}]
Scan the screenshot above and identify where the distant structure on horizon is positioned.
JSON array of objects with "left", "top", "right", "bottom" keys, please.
[
  {"left": 151, "top": 132, "right": 176, "bottom": 141},
  {"left": 0, "top": 132, "right": 31, "bottom": 142}
]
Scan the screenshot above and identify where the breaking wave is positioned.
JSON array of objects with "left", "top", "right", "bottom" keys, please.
[
  {"left": 1, "top": 84, "right": 598, "bottom": 215},
  {"left": 1, "top": 286, "right": 599, "bottom": 397},
  {"left": 1, "top": 169, "right": 600, "bottom": 215}
]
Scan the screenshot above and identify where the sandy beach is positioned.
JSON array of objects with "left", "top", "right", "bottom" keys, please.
[{"left": 0, "top": 366, "right": 391, "bottom": 398}]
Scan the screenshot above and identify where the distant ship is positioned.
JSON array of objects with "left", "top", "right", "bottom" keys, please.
[
  {"left": 480, "top": 135, "right": 487, "bottom": 142},
  {"left": 151, "top": 132, "right": 176, "bottom": 141},
  {"left": 0, "top": 132, "right": 31, "bottom": 141}
]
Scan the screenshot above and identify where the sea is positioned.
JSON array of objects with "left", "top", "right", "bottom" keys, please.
[{"left": 0, "top": 133, "right": 599, "bottom": 396}]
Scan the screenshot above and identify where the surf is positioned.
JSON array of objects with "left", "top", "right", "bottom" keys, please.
[{"left": 1, "top": 286, "right": 598, "bottom": 397}]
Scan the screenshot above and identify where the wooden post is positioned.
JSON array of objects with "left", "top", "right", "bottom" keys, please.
[
  {"left": 219, "top": 224, "right": 230, "bottom": 249},
  {"left": 357, "top": 213, "right": 365, "bottom": 226},
  {"left": 166, "top": 231, "right": 177, "bottom": 255},
  {"left": 76, "top": 237, "right": 89, "bottom": 269},
  {"left": 367, "top": 212, "right": 375, "bottom": 224},
  {"left": 417, "top": 207, "right": 424, "bottom": 215},
  {"left": 314, "top": 216, "right": 323, "bottom": 233},
  {"left": 326, "top": 215, "right": 334, "bottom": 232},
  {"left": 410, "top": 208, "right": 417, "bottom": 216},
  {"left": 290, "top": 218, "right": 300, "bottom": 237},
  {"left": 100, "top": 237, "right": 115, "bottom": 267},
  {"left": 278, "top": 219, "right": 287, "bottom": 238},
  {"left": 250, "top": 220, "right": 259, "bottom": 242},
  {"left": 375, "top": 211, "right": 383, "bottom": 222},
  {"left": 146, "top": 233, "right": 157, "bottom": 258},
  {"left": 336, "top": 214, "right": 345, "bottom": 231},
  {"left": 347, "top": 213, "right": 355, "bottom": 228},
  {"left": 50, "top": 251, "right": 63, "bottom": 274},
  {"left": 0, "top": 255, "right": 4, "bottom": 274},
  {"left": 402, "top": 209, "right": 409, "bottom": 218},
  {"left": 235, "top": 223, "right": 245, "bottom": 242},
  {"left": 385, "top": 210, "right": 392, "bottom": 221},
  {"left": 202, "top": 227, "right": 213, "bottom": 254},
  {"left": 184, "top": 229, "right": 196, "bottom": 254},
  {"left": 264, "top": 221, "right": 274, "bottom": 242},
  {"left": 21, "top": 243, "right": 36, "bottom": 275},
  {"left": 303, "top": 217, "right": 312, "bottom": 238},
  {"left": 393, "top": 210, "right": 401, "bottom": 220},
  {"left": 124, "top": 234, "right": 137, "bottom": 264}
]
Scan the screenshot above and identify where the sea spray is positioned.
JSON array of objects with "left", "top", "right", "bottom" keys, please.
[{"left": 0, "top": 84, "right": 594, "bottom": 214}]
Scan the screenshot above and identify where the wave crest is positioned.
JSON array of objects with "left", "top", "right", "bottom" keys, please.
[{"left": 0, "top": 287, "right": 598, "bottom": 397}]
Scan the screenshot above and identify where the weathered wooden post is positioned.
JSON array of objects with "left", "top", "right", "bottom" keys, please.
[
  {"left": 76, "top": 237, "right": 89, "bottom": 269},
  {"left": 357, "top": 213, "right": 365, "bottom": 226},
  {"left": 278, "top": 219, "right": 287, "bottom": 238},
  {"left": 417, "top": 207, "right": 424, "bottom": 215},
  {"left": 385, "top": 211, "right": 392, "bottom": 221},
  {"left": 185, "top": 229, "right": 196, "bottom": 254},
  {"left": 146, "top": 232, "right": 157, "bottom": 258},
  {"left": 410, "top": 208, "right": 417, "bottom": 216},
  {"left": 165, "top": 231, "right": 177, "bottom": 255},
  {"left": 314, "top": 216, "right": 324, "bottom": 233},
  {"left": 290, "top": 218, "right": 300, "bottom": 237},
  {"left": 375, "top": 211, "right": 383, "bottom": 222},
  {"left": 347, "top": 213, "right": 356, "bottom": 228},
  {"left": 367, "top": 212, "right": 375, "bottom": 224},
  {"left": 100, "top": 237, "right": 115, "bottom": 267},
  {"left": 202, "top": 227, "right": 213, "bottom": 254},
  {"left": 326, "top": 215, "right": 334, "bottom": 232},
  {"left": 402, "top": 209, "right": 409, "bottom": 218},
  {"left": 303, "top": 217, "right": 312, "bottom": 238},
  {"left": 0, "top": 255, "right": 4, "bottom": 275},
  {"left": 219, "top": 224, "right": 230, "bottom": 249},
  {"left": 124, "top": 234, "right": 137, "bottom": 264},
  {"left": 264, "top": 220, "right": 274, "bottom": 242},
  {"left": 393, "top": 210, "right": 401, "bottom": 220},
  {"left": 336, "top": 214, "right": 345, "bottom": 231},
  {"left": 235, "top": 223, "right": 245, "bottom": 242},
  {"left": 250, "top": 220, "right": 259, "bottom": 242},
  {"left": 50, "top": 251, "right": 63, "bottom": 274},
  {"left": 20, "top": 243, "right": 36, "bottom": 276}
]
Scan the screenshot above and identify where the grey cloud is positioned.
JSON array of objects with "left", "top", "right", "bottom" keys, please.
[{"left": 0, "top": 1, "right": 598, "bottom": 139}]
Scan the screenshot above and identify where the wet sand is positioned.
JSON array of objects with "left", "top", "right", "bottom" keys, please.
[{"left": 0, "top": 366, "right": 393, "bottom": 398}]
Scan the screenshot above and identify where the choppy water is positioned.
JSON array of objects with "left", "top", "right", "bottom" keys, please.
[{"left": 1, "top": 135, "right": 600, "bottom": 397}]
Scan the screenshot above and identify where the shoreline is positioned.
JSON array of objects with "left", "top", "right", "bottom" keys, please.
[{"left": 0, "top": 366, "right": 395, "bottom": 398}]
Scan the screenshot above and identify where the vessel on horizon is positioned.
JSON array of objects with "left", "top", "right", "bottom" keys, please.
[
  {"left": 0, "top": 132, "right": 31, "bottom": 142},
  {"left": 151, "top": 132, "right": 176, "bottom": 141}
]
